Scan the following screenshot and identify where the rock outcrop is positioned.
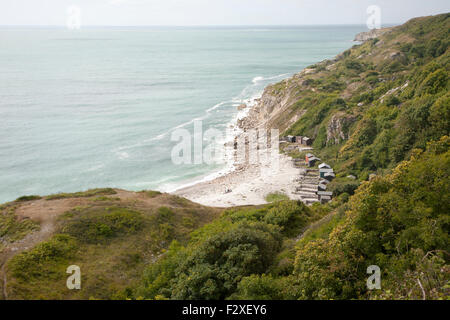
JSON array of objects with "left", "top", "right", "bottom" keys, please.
[
  {"left": 354, "top": 28, "right": 390, "bottom": 42},
  {"left": 326, "top": 113, "right": 357, "bottom": 145}
]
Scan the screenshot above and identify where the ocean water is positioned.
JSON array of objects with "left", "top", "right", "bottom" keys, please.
[{"left": 0, "top": 25, "right": 367, "bottom": 203}]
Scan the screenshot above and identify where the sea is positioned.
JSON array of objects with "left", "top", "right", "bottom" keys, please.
[{"left": 0, "top": 25, "right": 368, "bottom": 203}]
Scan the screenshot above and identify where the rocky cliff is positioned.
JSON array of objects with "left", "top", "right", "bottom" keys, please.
[
  {"left": 354, "top": 27, "right": 391, "bottom": 41},
  {"left": 240, "top": 13, "right": 449, "bottom": 178}
]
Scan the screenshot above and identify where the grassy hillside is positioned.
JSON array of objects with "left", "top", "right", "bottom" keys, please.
[
  {"left": 0, "top": 13, "right": 449, "bottom": 300},
  {"left": 1, "top": 190, "right": 222, "bottom": 299},
  {"left": 268, "top": 13, "right": 449, "bottom": 181}
]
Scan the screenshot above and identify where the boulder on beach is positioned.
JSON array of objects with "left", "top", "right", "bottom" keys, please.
[{"left": 237, "top": 104, "right": 247, "bottom": 111}]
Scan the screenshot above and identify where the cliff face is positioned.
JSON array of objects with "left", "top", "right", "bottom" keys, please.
[
  {"left": 326, "top": 112, "right": 357, "bottom": 145},
  {"left": 239, "top": 68, "right": 320, "bottom": 133},
  {"left": 244, "top": 13, "right": 449, "bottom": 178},
  {"left": 354, "top": 28, "right": 391, "bottom": 41}
]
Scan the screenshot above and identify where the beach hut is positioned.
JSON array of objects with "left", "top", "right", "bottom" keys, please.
[
  {"left": 287, "top": 135, "right": 296, "bottom": 143},
  {"left": 318, "top": 191, "right": 333, "bottom": 204},
  {"left": 307, "top": 156, "right": 321, "bottom": 167},
  {"left": 299, "top": 146, "right": 314, "bottom": 152},
  {"left": 319, "top": 168, "right": 334, "bottom": 178},
  {"left": 318, "top": 163, "right": 331, "bottom": 169},
  {"left": 302, "top": 137, "right": 312, "bottom": 146},
  {"left": 324, "top": 172, "right": 336, "bottom": 181}
]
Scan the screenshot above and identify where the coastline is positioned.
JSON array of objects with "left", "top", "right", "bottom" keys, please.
[
  {"left": 172, "top": 82, "right": 303, "bottom": 207},
  {"left": 173, "top": 150, "right": 302, "bottom": 207}
]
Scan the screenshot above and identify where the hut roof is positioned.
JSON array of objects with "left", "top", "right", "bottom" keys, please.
[{"left": 318, "top": 163, "right": 331, "bottom": 169}]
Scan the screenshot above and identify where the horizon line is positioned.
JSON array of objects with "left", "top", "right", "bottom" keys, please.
[{"left": 0, "top": 23, "right": 399, "bottom": 28}]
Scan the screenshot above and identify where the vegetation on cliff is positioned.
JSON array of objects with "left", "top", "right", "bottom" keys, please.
[
  {"left": 275, "top": 13, "right": 449, "bottom": 181},
  {"left": 0, "top": 13, "right": 449, "bottom": 300}
]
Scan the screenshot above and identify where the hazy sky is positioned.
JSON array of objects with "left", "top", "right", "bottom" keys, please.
[{"left": 1, "top": 0, "right": 449, "bottom": 26}]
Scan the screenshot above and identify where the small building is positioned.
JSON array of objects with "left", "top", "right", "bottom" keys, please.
[
  {"left": 318, "top": 191, "right": 333, "bottom": 204},
  {"left": 319, "top": 179, "right": 330, "bottom": 185},
  {"left": 299, "top": 146, "right": 314, "bottom": 152},
  {"left": 318, "top": 163, "right": 331, "bottom": 169},
  {"left": 324, "top": 172, "right": 336, "bottom": 181},
  {"left": 317, "top": 191, "right": 333, "bottom": 197},
  {"left": 305, "top": 153, "right": 314, "bottom": 163},
  {"left": 302, "top": 137, "right": 313, "bottom": 146},
  {"left": 307, "top": 156, "right": 321, "bottom": 167},
  {"left": 319, "top": 168, "right": 334, "bottom": 178},
  {"left": 318, "top": 183, "right": 327, "bottom": 191},
  {"left": 287, "top": 135, "right": 296, "bottom": 143}
]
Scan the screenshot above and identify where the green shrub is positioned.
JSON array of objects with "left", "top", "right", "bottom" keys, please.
[
  {"left": 15, "top": 195, "right": 41, "bottom": 202},
  {"left": 0, "top": 207, "right": 39, "bottom": 242},
  {"left": 62, "top": 207, "right": 144, "bottom": 243},
  {"left": 8, "top": 234, "right": 77, "bottom": 281},
  {"left": 170, "top": 222, "right": 282, "bottom": 299},
  {"left": 385, "top": 95, "right": 401, "bottom": 106},
  {"left": 327, "top": 178, "right": 360, "bottom": 196}
]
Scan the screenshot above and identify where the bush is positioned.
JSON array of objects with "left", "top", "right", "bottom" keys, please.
[
  {"left": 327, "top": 178, "right": 360, "bottom": 196},
  {"left": 419, "top": 69, "right": 448, "bottom": 95},
  {"left": 170, "top": 222, "right": 282, "bottom": 299},
  {"left": 62, "top": 207, "right": 144, "bottom": 243},
  {"left": 231, "top": 274, "right": 286, "bottom": 300},
  {"left": 263, "top": 201, "right": 313, "bottom": 237},
  {"left": 15, "top": 195, "right": 41, "bottom": 202},
  {"left": 0, "top": 207, "right": 40, "bottom": 242},
  {"left": 385, "top": 95, "right": 401, "bottom": 106},
  {"left": 9, "top": 234, "right": 77, "bottom": 281}
]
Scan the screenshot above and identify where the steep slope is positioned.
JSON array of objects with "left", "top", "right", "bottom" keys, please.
[
  {"left": 231, "top": 137, "right": 449, "bottom": 300},
  {"left": 246, "top": 13, "right": 449, "bottom": 182},
  {"left": 136, "top": 13, "right": 450, "bottom": 301}
]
